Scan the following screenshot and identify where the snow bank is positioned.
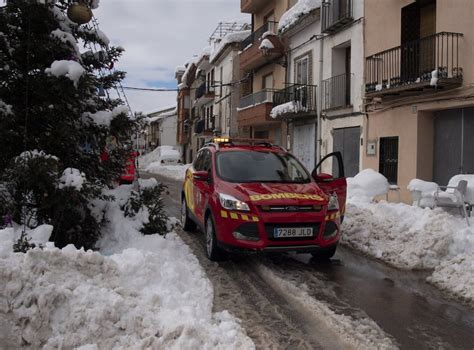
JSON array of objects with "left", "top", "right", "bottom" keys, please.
[
  {"left": 144, "top": 164, "right": 190, "bottom": 181},
  {"left": 45, "top": 60, "right": 85, "bottom": 87},
  {"left": 279, "top": 0, "right": 322, "bottom": 33},
  {"left": 407, "top": 179, "right": 438, "bottom": 207},
  {"left": 58, "top": 168, "right": 86, "bottom": 191},
  {"left": 0, "top": 186, "right": 254, "bottom": 348},
  {"left": 342, "top": 192, "right": 474, "bottom": 305},
  {"left": 347, "top": 169, "right": 389, "bottom": 200},
  {"left": 139, "top": 145, "right": 181, "bottom": 169}
]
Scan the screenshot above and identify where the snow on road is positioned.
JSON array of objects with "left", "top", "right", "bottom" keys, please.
[
  {"left": 0, "top": 185, "right": 253, "bottom": 349},
  {"left": 342, "top": 171, "right": 474, "bottom": 306},
  {"left": 259, "top": 265, "right": 398, "bottom": 350},
  {"left": 139, "top": 146, "right": 189, "bottom": 181}
]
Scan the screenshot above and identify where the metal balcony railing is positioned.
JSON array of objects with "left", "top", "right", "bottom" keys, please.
[
  {"left": 240, "top": 21, "right": 278, "bottom": 51},
  {"left": 322, "top": 0, "right": 353, "bottom": 34},
  {"left": 239, "top": 89, "right": 274, "bottom": 109},
  {"left": 365, "top": 32, "right": 463, "bottom": 94},
  {"left": 195, "top": 82, "right": 214, "bottom": 99},
  {"left": 273, "top": 84, "right": 317, "bottom": 113},
  {"left": 322, "top": 73, "right": 352, "bottom": 110}
]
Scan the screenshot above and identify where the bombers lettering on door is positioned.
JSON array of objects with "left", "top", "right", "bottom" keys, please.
[{"left": 249, "top": 193, "right": 325, "bottom": 202}]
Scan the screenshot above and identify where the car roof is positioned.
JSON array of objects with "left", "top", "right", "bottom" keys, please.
[{"left": 201, "top": 141, "right": 287, "bottom": 153}]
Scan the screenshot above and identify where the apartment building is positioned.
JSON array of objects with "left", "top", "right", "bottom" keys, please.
[
  {"left": 363, "top": 0, "right": 474, "bottom": 202},
  {"left": 319, "top": 0, "right": 364, "bottom": 177},
  {"left": 238, "top": 0, "right": 289, "bottom": 144}
]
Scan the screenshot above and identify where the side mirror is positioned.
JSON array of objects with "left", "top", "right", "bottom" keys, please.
[
  {"left": 312, "top": 172, "right": 334, "bottom": 183},
  {"left": 193, "top": 170, "right": 209, "bottom": 182}
]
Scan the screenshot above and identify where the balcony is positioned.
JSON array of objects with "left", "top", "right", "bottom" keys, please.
[
  {"left": 240, "top": 22, "right": 284, "bottom": 72},
  {"left": 322, "top": 0, "right": 353, "bottom": 34},
  {"left": 272, "top": 84, "right": 318, "bottom": 118},
  {"left": 238, "top": 89, "right": 280, "bottom": 127},
  {"left": 365, "top": 32, "right": 463, "bottom": 98},
  {"left": 194, "top": 82, "right": 215, "bottom": 107},
  {"left": 241, "top": 0, "right": 272, "bottom": 14},
  {"left": 322, "top": 73, "right": 352, "bottom": 111}
]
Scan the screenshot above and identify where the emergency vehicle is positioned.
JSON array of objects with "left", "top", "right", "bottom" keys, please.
[{"left": 181, "top": 138, "right": 347, "bottom": 261}]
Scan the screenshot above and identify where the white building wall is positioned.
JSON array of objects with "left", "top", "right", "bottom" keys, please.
[
  {"left": 159, "top": 115, "right": 178, "bottom": 147},
  {"left": 320, "top": 0, "right": 364, "bottom": 175},
  {"left": 214, "top": 48, "right": 239, "bottom": 137}
]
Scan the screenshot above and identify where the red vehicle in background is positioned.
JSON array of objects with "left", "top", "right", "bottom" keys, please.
[
  {"left": 180, "top": 138, "right": 347, "bottom": 261},
  {"left": 120, "top": 151, "right": 139, "bottom": 184}
]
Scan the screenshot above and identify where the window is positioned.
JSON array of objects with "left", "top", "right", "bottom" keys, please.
[
  {"left": 219, "top": 66, "right": 223, "bottom": 96},
  {"left": 216, "top": 151, "right": 311, "bottom": 183},
  {"left": 262, "top": 73, "right": 274, "bottom": 89},
  {"left": 193, "top": 151, "right": 205, "bottom": 171},
  {"left": 295, "top": 56, "right": 309, "bottom": 85},
  {"left": 379, "top": 137, "right": 399, "bottom": 184}
]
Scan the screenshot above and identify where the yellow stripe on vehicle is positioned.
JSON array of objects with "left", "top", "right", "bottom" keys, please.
[
  {"left": 252, "top": 216, "right": 259, "bottom": 222},
  {"left": 230, "top": 212, "right": 239, "bottom": 220},
  {"left": 221, "top": 210, "right": 228, "bottom": 218},
  {"left": 241, "top": 214, "right": 249, "bottom": 221}
]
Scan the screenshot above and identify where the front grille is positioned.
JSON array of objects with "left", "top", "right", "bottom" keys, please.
[
  {"left": 260, "top": 205, "right": 322, "bottom": 212},
  {"left": 265, "top": 223, "right": 321, "bottom": 241}
]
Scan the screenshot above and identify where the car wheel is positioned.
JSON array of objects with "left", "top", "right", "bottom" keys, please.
[
  {"left": 205, "top": 214, "right": 227, "bottom": 261},
  {"left": 181, "top": 197, "right": 196, "bottom": 231},
  {"left": 311, "top": 245, "right": 337, "bottom": 261}
]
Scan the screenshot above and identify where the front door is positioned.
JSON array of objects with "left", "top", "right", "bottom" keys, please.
[
  {"left": 313, "top": 152, "right": 347, "bottom": 216},
  {"left": 332, "top": 127, "right": 360, "bottom": 177},
  {"left": 193, "top": 149, "right": 213, "bottom": 222},
  {"left": 293, "top": 123, "right": 316, "bottom": 171}
]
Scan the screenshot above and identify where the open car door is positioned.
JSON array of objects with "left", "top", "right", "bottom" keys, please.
[{"left": 312, "top": 152, "right": 347, "bottom": 220}]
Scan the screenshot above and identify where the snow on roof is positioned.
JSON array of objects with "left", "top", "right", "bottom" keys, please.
[
  {"left": 180, "top": 56, "right": 199, "bottom": 86},
  {"left": 197, "top": 46, "right": 211, "bottom": 63},
  {"left": 210, "top": 30, "right": 250, "bottom": 63},
  {"left": 278, "top": 0, "right": 322, "bottom": 33},
  {"left": 175, "top": 65, "right": 186, "bottom": 73},
  {"left": 45, "top": 60, "right": 85, "bottom": 88},
  {"left": 146, "top": 105, "right": 176, "bottom": 116}
]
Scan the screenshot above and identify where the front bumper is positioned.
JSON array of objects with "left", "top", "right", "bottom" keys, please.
[{"left": 214, "top": 207, "right": 341, "bottom": 253}]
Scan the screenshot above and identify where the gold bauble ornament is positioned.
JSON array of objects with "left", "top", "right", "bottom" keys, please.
[{"left": 67, "top": 1, "right": 92, "bottom": 25}]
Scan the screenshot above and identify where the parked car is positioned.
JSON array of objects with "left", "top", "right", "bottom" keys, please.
[{"left": 180, "top": 138, "right": 347, "bottom": 261}]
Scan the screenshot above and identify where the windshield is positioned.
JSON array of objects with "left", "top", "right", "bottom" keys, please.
[{"left": 216, "top": 151, "right": 311, "bottom": 183}]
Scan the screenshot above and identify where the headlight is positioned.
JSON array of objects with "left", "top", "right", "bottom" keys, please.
[
  {"left": 327, "top": 193, "right": 339, "bottom": 211},
  {"left": 219, "top": 193, "right": 250, "bottom": 212}
]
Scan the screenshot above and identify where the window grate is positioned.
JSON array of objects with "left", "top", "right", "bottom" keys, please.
[{"left": 379, "top": 137, "right": 399, "bottom": 184}]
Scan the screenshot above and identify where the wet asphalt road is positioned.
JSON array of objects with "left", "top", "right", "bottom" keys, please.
[{"left": 143, "top": 172, "right": 474, "bottom": 349}]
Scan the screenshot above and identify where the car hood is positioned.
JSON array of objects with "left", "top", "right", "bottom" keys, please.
[{"left": 219, "top": 182, "right": 328, "bottom": 206}]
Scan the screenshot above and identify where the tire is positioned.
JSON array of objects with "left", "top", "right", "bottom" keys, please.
[
  {"left": 205, "top": 214, "right": 227, "bottom": 261},
  {"left": 181, "top": 197, "right": 196, "bottom": 231},
  {"left": 311, "top": 245, "right": 337, "bottom": 261}
]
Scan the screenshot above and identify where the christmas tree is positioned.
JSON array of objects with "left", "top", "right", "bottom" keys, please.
[{"left": 0, "top": 0, "right": 137, "bottom": 249}]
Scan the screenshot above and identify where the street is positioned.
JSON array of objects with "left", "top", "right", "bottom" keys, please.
[{"left": 144, "top": 172, "right": 474, "bottom": 349}]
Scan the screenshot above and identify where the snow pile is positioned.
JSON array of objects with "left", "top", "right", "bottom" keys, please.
[
  {"left": 0, "top": 225, "right": 53, "bottom": 258},
  {"left": 279, "top": 0, "right": 322, "bottom": 33},
  {"left": 58, "top": 168, "right": 86, "bottom": 190},
  {"left": 259, "top": 38, "right": 274, "bottom": 50},
  {"left": 270, "top": 101, "right": 297, "bottom": 118},
  {"left": 430, "top": 69, "right": 438, "bottom": 86},
  {"left": 0, "top": 186, "right": 254, "bottom": 348},
  {"left": 448, "top": 174, "right": 474, "bottom": 203},
  {"left": 140, "top": 145, "right": 181, "bottom": 168},
  {"left": 45, "top": 60, "right": 85, "bottom": 87},
  {"left": 210, "top": 30, "right": 250, "bottom": 62},
  {"left": 144, "top": 164, "right": 190, "bottom": 181},
  {"left": 0, "top": 99, "right": 13, "bottom": 116},
  {"left": 347, "top": 169, "right": 389, "bottom": 200},
  {"left": 83, "top": 105, "right": 129, "bottom": 127},
  {"left": 343, "top": 172, "right": 474, "bottom": 305},
  {"left": 407, "top": 179, "right": 438, "bottom": 207}
]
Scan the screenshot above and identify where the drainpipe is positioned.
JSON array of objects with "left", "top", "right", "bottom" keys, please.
[{"left": 317, "top": 33, "right": 324, "bottom": 163}]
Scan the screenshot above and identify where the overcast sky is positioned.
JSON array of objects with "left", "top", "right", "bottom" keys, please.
[{"left": 94, "top": 0, "right": 249, "bottom": 113}]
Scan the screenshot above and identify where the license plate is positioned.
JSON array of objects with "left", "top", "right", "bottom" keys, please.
[{"left": 274, "top": 227, "right": 313, "bottom": 238}]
